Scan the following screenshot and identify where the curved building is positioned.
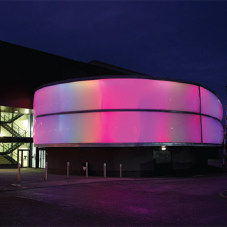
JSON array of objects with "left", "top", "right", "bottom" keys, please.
[
  {"left": 1, "top": 41, "right": 223, "bottom": 176},
  {"left": 33, "top": 76, "right": 224, "bottom": 176}
]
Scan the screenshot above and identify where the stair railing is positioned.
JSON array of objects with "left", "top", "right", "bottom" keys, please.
[
  {"left": 1, "top": 120, "right": 27, "bottom": 138},
  {"left": 12, "top": 122, "right": 27, "bottom": 137},
  {"left": 1, "top": 113, "right": 24, "bottom": 123},
  {"left": 0, "top": 113, "right": 26, "bottom": 160},
  {"left": 0, "top": 142, "right": 24, "bottom": 155},
  {"left": 2, "top": 150, "right": 18, "bottom": 164},
  {"left": 0, "top": 143, "right": 9, "bottom": 152}
]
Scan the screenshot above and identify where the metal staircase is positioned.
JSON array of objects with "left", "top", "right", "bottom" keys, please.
[
  {"left": 0, "top": 154, "right": 11, "bottom": 164},
  {"left": 0, "top": 143, "right": 24, "bottom": 155},
  {"left": 1, "top": 123, "right": 27, "bottom": 137},
  {"left": 0, "top": 154, "right": 17, "bottom": 164},
  {"left": 0, "top": 113, "right": 26, "bottom": 164},
  {"left": 1, "top": 113, "right": 24, "bottom": 123},
  {"left": 1, "top": 113, "right": 27, "bottom": 137}
]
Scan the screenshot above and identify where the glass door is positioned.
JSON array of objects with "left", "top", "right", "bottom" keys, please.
[
  {"left": 39, "top": 149, "right": 46, "bottom": 168},
  {"left": 17, "top": 149, "right": 29, "bottom": 167},
  {"left": 34, "top": 148, "right": 46, "bottom": 168}
]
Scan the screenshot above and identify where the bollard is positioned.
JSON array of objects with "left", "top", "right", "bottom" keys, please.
[
  {"left": 104, "top": 163, "right": 106, "bottom": 178},
  {"left": 18, "top": 163, "right": 21, "bottom": 184},
  {"left": 44, "top": 162, "right": 48, "bottom": 180},
  {"left": 86, "top": 162, "right": 88, "bottom": 178},
  {"left": 120, "top": 164, "right": 122, "bottom": 178},
  {"left": 67, "top": 162, "right": 70, "bottom": 179}
]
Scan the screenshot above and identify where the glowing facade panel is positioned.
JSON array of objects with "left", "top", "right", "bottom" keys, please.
[
  {"left": 33, "top": 113, "right": 102, "bottom": 144},
  {"left": 100, "top": 112, "right": 201, "bottom": 143},
  {"left": 99, "top": 79, "right": 200, "bottom": 112},
  {"left": 200, "top": 87, "right": 223, "bottom": 120},
  {"left": 34, "top": 79, "right": 200, "bottom": 116},
  {"left": 33, "top": 77, "right": 224, "bottom": 146},
  {"left": 202, "top": 116, "right": 224, "bottom": 144},
  {"left": 34, "top": 80, "right": 102, "bottom": 116},
  {"left": 33, "top": 112, "right": 201, "bottom": 144}
]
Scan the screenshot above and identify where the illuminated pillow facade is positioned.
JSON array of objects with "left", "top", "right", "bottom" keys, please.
[{"left": 33, "top": 77, "right": 223, "bottom": 146}]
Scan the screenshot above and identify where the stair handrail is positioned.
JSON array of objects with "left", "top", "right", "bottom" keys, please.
[
  {"left": 0, "top": 142, "right": 24, "bottom": 155},
  {"left": 1, "top": 112, "right": 27, "bottom": 137},
  {"left": 2, "top": 151, "right": 18, "bottom": 164},
  {"left": 1, "top": 113, "right": 23, "bottom": 123},
  {"left": 12, "top": 122, "right": 27, "bottom": 137},
  {"left": 0, "top": 143, "right": 9, "bottom": 152},
  {"left": 1, "top": 113, "right": 10, "bottom": 122},
  {"left": 1, "top": 120, "right": 27, "bottom": 138}
]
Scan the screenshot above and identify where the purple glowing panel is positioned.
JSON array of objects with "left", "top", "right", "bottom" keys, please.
[
  {"left": 33, "top": 112, "right": 201, "bottom": 144},
  {"left": 200, "top": 87, "right": 223, "bottom": 120},
  {"left": 202, "top": 116, "right": 224, "bottom": 144},
  {"left": 34, "top": 80, "right": 101, "bottom": 117},
  {"left": 101, "top": 112, "right": 201, "bottom": 143},
  {"left": 100, "top": 79, "right": 200, "bottom": 112},
  {"left": 34, "top": 79, "right": 200, "bottom": 116},
  {"left": 33, "top": 113, "right": 102, "bottom": 144}
]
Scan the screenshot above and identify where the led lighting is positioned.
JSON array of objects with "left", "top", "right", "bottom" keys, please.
[
  {"left": 33, "top": 78, "right": 224, "bottom": 146},
  {"left": 34, "top": 78, "right": 200, "bottom": 116}
]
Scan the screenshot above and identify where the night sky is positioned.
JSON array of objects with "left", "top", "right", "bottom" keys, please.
[{"left": 0, "top": 1, "right": 227, "bottom": 118}]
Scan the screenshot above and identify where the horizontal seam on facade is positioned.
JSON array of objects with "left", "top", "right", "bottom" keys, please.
[{"left": 35, "top": 109, "right": 223, "bottom": 123}]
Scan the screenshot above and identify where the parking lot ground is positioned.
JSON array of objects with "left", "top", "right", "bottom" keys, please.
[{"left": 0, "top": 168, "right": 227, "bottom": 226}]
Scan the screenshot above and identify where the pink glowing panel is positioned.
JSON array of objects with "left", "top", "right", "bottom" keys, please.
[
  {"left": 101, "top": 112, "right": 201, "bottom": 143},
  {"left": 100, "top": 79, "right": 200, "bottom": 112},
  {"left": 34, "top": 80, "right": 101, "bottom": 116},
  {"left": 200, "top": 87, "right": 223, "bottom": 120},
  {"left": 33, "top": 112, "right": 201, "bottom": 145},
  {"left": 33, "top": 113, "right": 102, "bottom": 144},
  {"left": 34, "top": 79, "right": 200, "bottom": 116},
  {"left": 202, "top": 116, "right": 224, "bottom": 144},
  {"left": 100, "top": 112, "right": 140, "bottom": 143}
]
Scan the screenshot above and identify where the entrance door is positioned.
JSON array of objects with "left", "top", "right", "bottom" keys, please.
[
  {"left": 35, "top": 148, "right": 46, "bottom": 168},
  {"left": 39, "top": 149, "right": 46, "bottom": 168},
  {"left": 17, "top": 149, "right": 29, "bottom": 167}
]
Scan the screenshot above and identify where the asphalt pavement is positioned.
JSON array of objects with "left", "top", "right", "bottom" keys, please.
[{"left": 0, "top": 168, "right": 227, "bottom": 226}]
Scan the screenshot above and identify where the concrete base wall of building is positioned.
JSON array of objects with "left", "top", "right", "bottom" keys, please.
[
  {"left": 45, "top": 146, "right": 220, "bottom": 177},
  {"left": 46, "top": 146, "right": 155, "bottom": 177}
]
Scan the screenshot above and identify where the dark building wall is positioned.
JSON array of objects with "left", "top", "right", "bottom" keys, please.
[
  {"left": 46, "top": 146, "right": 154, "bottom": 177},
  {"left": 171, "top": 146, "right": 220, "bottom": 174},
  {"left": 0, "top": 40, "right": 132, "bottom": 109},
  {"left": 171, "top": 147, "right": 196, "bottom": 170},
  {"left": 0, "top": 65, "right": 33, "bottom": 108},
  {"left": 45, "top": 146, "right": 220, "bottom": 177}
]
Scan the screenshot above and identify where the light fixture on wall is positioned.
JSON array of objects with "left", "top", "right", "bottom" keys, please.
[{"left": 161, "top": 146, "right": 166, "bottom": 150}]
